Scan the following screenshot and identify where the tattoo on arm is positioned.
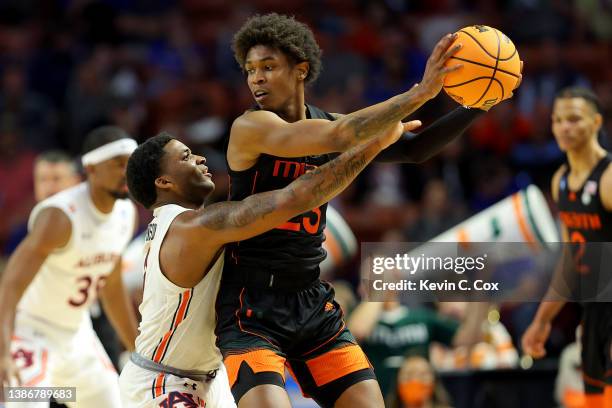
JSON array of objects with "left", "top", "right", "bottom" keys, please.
[
  {"left": 200, "top": 195, "right": 278, "bottom": 230},
  {"left": 344, "top": 91, "right": 423, "bottom": 141},
  {"left": 287, "top": 148, "right": 368, "bottom": 206},
  {"left": 200, "top": 142, "right": 372, "bottom": 234}
]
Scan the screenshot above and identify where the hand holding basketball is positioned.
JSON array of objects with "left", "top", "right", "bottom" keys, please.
[
  {"left": 443, "top": 25, "right": 523, "bottom": 109},
  {"left": 417, "top": 33, "right": 465, "bottom": 100}
]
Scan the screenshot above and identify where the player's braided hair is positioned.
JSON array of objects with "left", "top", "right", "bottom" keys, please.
[
  {"left": 127, "top": 132, "right": 174, "bottom": 209},
  {"left": 232, "top": 13, "right": 322, "bottom": 84}
]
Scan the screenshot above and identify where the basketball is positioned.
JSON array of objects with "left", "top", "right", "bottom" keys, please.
[{"left": 443, "top": 25, "right": 521, "bottom": 109}]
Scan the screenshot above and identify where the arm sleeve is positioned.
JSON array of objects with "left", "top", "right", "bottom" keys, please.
[{"left": 374, "top": 107, "right": 484, "bottom": 163}]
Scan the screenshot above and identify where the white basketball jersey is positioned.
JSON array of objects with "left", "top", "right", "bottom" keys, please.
[
  {"left": 135, "top": 204, "right": 224, "bottom": 371},
  {"left": 18, "top": 182, "right": 136, "bottom": 330}
]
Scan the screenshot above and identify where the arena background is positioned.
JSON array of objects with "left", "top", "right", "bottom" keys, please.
[{"left": 0, "top": 1, "right": 610, "bottom": 407}]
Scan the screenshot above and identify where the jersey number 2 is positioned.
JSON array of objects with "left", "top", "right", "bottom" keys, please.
[{"left": 570, "top": 231, "right": 589, "bottom": 274}]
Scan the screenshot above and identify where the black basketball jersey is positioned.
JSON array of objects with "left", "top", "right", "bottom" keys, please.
[
  {"left": 225, "top": 104, "right": 337, "bottom": 277},
  {"left": 557, "top": 154, "right": 612, "bottom": 300}
]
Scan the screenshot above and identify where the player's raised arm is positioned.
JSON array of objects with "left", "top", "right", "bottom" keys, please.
[
  {"left": 128, "top": 124, "right": 415, "bottom": 254},
  {"left": 201, "top": 120, "right": 420, "bottom": 245},
  {"left": 376, "top": 61, "right": 523, "bottom": 163},
  {"left": 0, "top": 208, "right": 71, "bottom": 389},
  {"left": 228, "top": 33, "right": 462, "bottom": 170}
]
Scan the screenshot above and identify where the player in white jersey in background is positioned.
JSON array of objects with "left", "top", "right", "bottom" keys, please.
[
  {"left": 0, "top": 126, "right": 140, "bottom": 407},
  {"left": 120, "top": 117, "right": 416, "bottom": 406}
]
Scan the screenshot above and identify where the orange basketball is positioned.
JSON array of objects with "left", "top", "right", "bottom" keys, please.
[{"left": 443, "top": 25, "right": 521, "bottom": 109}]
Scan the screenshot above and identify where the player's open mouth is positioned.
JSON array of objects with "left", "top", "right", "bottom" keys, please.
[
  {"left": 200, "top": 166, "right": 212, "bottom": 178},
  {"left": 254, "top": 90, "right": 268, "bottom": 100}
]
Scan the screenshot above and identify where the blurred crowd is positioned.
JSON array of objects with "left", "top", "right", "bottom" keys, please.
[{"left": 0, "top": 1, "right": 610, "bottom": 407}]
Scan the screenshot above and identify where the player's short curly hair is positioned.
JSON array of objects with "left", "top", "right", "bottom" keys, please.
[
  {"left": 556, "top": 86, "right": 602, "bottom": 114},
  {"left": 232, "top": 13, "right": 322, "bottom": 84},
  {"left": 127, "top": 132, "right": 174, "bottom": 209}
]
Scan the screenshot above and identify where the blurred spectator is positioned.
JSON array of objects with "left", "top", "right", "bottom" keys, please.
[
  {"left": 365, "top": 163, "right": 407, "bottom": 207},
  {"left": 387, "top": 355, "right": 453, "bottom": 408},
  {"left": 574, "top": 0, "right": 612, "bottom": 41},
  {"left": 3, "top": 150, "right": 81, "bottom": 255},
  {"left": 364, "top": 27, "right": 424, "bottom": 104},
  {"left": 0, "top": 5, "right": 607, "bottom": 385},
  {"left": 431, "top": 303, "right": 519, "bottom": 371},
  {"left": 404, "top": 179, "right": 467, "bottom": 241},
  {"left": 0, "top": 117, "right": 36, "bottom": 251},
  {"left": 65, "top": 47, "right": 114, "bottom": 152},
  {"left": 504, "top": 0, "right": 574, "bottom": 43},
  {"left": 32, "top": 151, "right": 81, "bottom": 202},
  {"left": 468, "top": 101, "right": 532, "bottom": 157},
  {"left": 510, "top": 102, "right": 564, "bottom": 185},
  {"left": 468, "top": 157, "right": 516, "bottom": 211},
  {"left": 517, "top": 39, "right": 589, "bottom": 121},
  {"left": 330, "top": 280, "right": 357, "bottom": 316},
  {"left": 0, "top": 64, "right": 58, "bottom": 150},
  {"left": 348, "top": 296, "right": 459, "bottom": 397}
]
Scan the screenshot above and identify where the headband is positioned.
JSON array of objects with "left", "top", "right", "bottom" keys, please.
[{"left": 81, "top": 138, "right": 138, "bottom": 166}]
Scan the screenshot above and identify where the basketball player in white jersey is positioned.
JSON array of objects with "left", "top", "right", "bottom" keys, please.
[
  {"left": 0, "top": 126, "right": 140, "bottom": 407},
  {"left": 119, "top": 118, "right": 418, "bottom": 407}
]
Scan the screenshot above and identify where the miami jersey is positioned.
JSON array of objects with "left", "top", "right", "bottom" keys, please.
[{"left": 17, "top": 182, "right": 136, "bottom": 330}]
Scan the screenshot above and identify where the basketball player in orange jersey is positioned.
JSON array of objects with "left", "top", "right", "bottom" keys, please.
[
  {"left": 522, "top": 87, "right": 612, "bottom": 408},
  {"left": 216, "top": 13, "right": 522, "bottom": 408}
]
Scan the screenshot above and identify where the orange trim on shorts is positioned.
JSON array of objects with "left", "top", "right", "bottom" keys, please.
[
  {"left": 512, "top": 193, "right": 538, "bottom": 249},
  {"left": 154, "top": 373, "right": 165, "bottom": 398},
  {"left": 224, "top": 349, "right": 286, "bottom": 388},
  {"left": 301, "top": 320, "right": 346, "bottom": 356},
  {"left": 584, "top": 392, "right": 605, "bottom": 408},
  {"left": 24, "top": 349, "right": 48, "bottom": 387},
  {"left": 305, "top": 344, "right": 371, "bottom": 387},
  {"left": 604, "top": 386, "right": 612, "bottom": 408}
]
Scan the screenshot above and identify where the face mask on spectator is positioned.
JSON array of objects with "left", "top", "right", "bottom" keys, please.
[{"left": 398, "top": 380, "right": 434, "bottom": 406}]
